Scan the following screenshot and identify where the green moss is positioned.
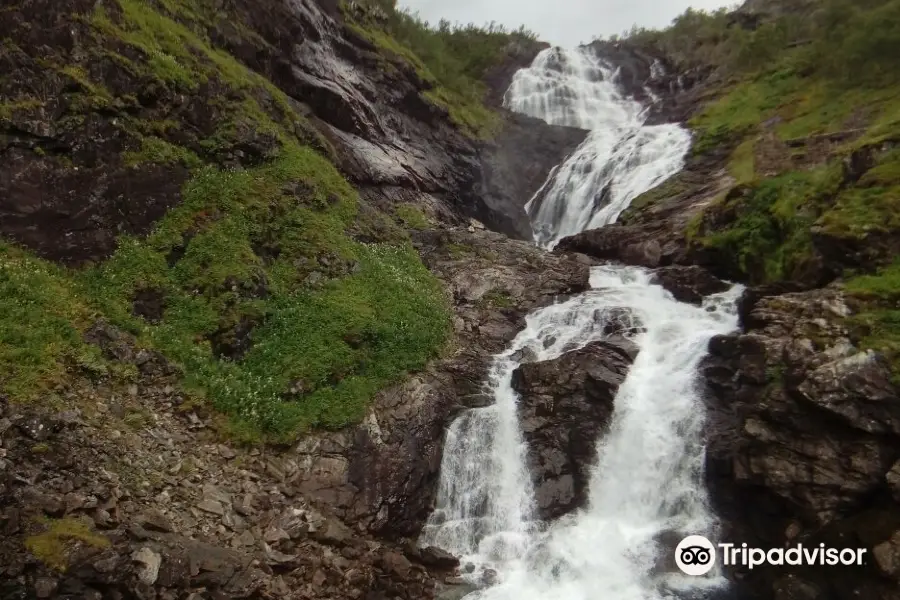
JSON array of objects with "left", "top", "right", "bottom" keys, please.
[
  {"left": 695, "top": 164, "right": 842, "bottom": 283},
  {"left": 422, "top": 86, "right": 500, "bottom": 139},
  {"left": 818, "top": 150, "right": 900, "bottom": 239},
  {"left": 0, "top": 98, "right": 44, "bottom": 121},
  {"left": 25, "top": 517, "right": 110, "bottom": 572},
  {"left": 394, "top": 204, "right": 430, "bottom": 230},
  {"left": 729, "top": 138, "right": 757, "bottom": 184},
  {"left": 0, "top": 243, "right": 96, "bottom": 401},
  {"left": 847, "top": 308, "right": 900, "bottom": 384},
  {"left": 446, "top": 243, "right": 471, "bottom": 259},
  {"left": 124, "top": 136, "right": 203, "bottom": 168},
  {"left": 72, "top": 142, "right": 450, "bottom": 441},
  {"left": 690, "top": 68, "right": 801, "bottom": 155},
  {"left": 845, "top": 260, "right": 900, "bottom": 302},
  {"left": 345, "top": 1, "right": 535, "bottom": 139},
  {"left": 479, "top": 288, "right": 513, "bottom": 309}
]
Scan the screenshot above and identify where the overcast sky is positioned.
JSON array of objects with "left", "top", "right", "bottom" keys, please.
[{"left": 398, "top": 0, "right": 737, "bottom": 47}]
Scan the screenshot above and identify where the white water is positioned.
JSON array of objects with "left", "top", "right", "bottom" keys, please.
[
  {"left": 504, "top": 47, "right": 692, "bottom": 249},
  {"left": 420, "top": 45, "right": 741, "bottom": 600}
]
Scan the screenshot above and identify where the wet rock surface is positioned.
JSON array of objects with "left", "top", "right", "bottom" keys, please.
[
  {"left": 475, "top": 114, "right": 588, "bottom": 239},
  {"left": 512, "top": 339, "right": 637, "bottom": 520},
  {"left": 700, "top": 285, "right": 900, "bottom": 598},
  {"left": 651, "top": 265, "right": 730, "bottom": 305}
]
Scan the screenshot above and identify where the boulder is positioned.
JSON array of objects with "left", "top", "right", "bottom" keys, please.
[
  {"left": 651, "top": 265, "right": 729, "bottom": 305},
  {"left": 512, "top": 339, "right": 637, "bottom": 520}
]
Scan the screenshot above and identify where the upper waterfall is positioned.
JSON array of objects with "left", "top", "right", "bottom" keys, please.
[{"left": 504, "top": 46, "right": 692, "bottom": 248}]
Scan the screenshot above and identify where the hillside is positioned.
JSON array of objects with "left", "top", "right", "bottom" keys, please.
[
  {"left": 555, "top": 2, "right": 900, "bottom": 597},
  {"left": 0, "top": 0, "right": 589, "bottom": 596}
]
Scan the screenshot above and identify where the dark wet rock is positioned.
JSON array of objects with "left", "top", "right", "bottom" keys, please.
[
  {"left": 475, "top": 114, "right": 587, "bottom": 239},
  {"left": 700, "top": 285, "right": 900, "bottom": 599},
  {"left": 131, "top": 288, "right": 166, "bottom": 324},
  {"left": 651, "top": 265, "right": 730, "bottom": 305},
  {"left": 0, "top": 146, "right": 190, "bottom": 265},
  {"left": 512, "top": 339, "right": 637, "bottom": 520},
  {"left": 415, "top": 546, "right": 459, "bottom": 571}
]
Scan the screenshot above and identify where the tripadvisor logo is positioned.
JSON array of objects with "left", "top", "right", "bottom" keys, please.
[{"left": 674, "top": 535, "right": 868, "bottom": 576}]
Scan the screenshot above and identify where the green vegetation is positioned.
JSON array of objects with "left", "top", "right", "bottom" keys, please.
[
  {"left": 0, "top": 243, "right": 96, "bottom": 401},
  {"left": 612, "top": 0, "right": 900, "bottom": 286},
  {"left": 123, "top": 136, "right": 203, "bottom": 168},
  {"left": 345, "top": 0, "right": 538, "bottom": 138},
  {"left": 615, "top": 0, "right": 900, "bottom": 375},
  {"left": 25, "top": 517, "right": 110, "bottom": 572},
  {"left": 479, "top": 288, "right": 514, "bottom": 309},
  {"left": 700, "top": 164, "right": 843, "bottom": 282},
  {"left": 845, "top": 261, "right": 900, "bottom": 381},
  {"left": 77, "top": 144, "right": 451, "bottom": 441},
  {"left": 394, "top": 204, "right": 431, "bottom": 230},
  {"left": 0, "top": 0, "right": 455, "bottom": 442}
]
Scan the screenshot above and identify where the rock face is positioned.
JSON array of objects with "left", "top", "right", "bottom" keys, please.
[
  {"left": 293, "top": 228, "right": 592, "bottom": 537},
  {"left": 701, "top": 285, "right": 900, "bottom": 598},
  {"left": 511, "top": 339, "right": 637, "bottom": 520},
  {"left": 475, "top": 114, "right": 588, "bottom": 239},
  {"left": 651, "top": 265, "right": 730, "bottom": 305}
]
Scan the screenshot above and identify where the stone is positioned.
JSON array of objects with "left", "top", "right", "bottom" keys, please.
[
  {"left": 34, "top": 577, "right": 58, "bottom": 598},
  {"left": 379, "top": 550, "right": 412, "bottom": 578},
  {"left": 132, "top": 547, "right": 162, "bottom": 586},
  {"left": 873, "top": 532, "right": 900, "bottom": 580},
  {"left": 417, "top": 545, "right": 459, "bottom": 570},
  {"left": 197, "top": 500, "right": 225, "bottom": 516},
  {"left": 651, "top": 265, "right": 729, "bottom": 305},
  {"left": 137, "top": 509, "right": 175, "bottom": 533},
  {"left": 237, "top": 530, "right": 256, "bottom": 547},
  {"left": 512, "top": 339, "right": 635, "bottom": 520},
  {"left": 887, "top": 461, "right": 900, "bottom": 502}
]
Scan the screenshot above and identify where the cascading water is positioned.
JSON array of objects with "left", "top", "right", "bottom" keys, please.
[
  {"left": 419, "top": 45, "right": 742, "bottom": 600},
  {"left": 504, "top": 47, "right": 692, "bottom": 248}
]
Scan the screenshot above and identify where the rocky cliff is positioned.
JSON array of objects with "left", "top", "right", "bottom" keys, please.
[{"left": 0, "top": 0, "right": 591, "bottom": 597}]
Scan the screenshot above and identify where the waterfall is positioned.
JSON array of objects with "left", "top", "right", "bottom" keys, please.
[
  {"left": 504, "top": 47, "right": 692, "bottom": 249},
  {"left": 419, "top": 45, "right": 741, "bottom": 600}
]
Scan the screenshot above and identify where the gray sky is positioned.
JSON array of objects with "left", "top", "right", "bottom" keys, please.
[{"left": 398, "top": 0, "right": 737, "bottom": 47}]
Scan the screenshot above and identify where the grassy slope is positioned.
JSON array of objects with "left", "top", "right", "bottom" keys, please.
[
  {"left": 345, "top": 0, "right": 539, "bottom": 138},
  {"left": 0, "top": 0, "right": 459, "bottom": 442},
  {"left": 623, "top": 0, "right": 900, "bottom": 375}
]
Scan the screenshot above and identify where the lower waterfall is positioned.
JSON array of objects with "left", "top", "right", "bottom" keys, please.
[{"left": 419, "top": 45, "right": 743, "bottom": 600}]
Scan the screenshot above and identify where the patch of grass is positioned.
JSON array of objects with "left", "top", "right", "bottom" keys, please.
[
  {"left": 620, "top": 176, "right": 689, "bottom": 221},
  {"left": 695, "top": 164, "right": 842, "bottom": 283},
  {"left": 25, "top": 517, "right": 110, "bottom": 572},
  {"left": 479, "top": 288, "right": 513, "bottom": 309},
  {"left": 845, "top": 259, "right": 900, "bottom": 302},
  {"left": 123, "top": 136, "right": 203, "bottom": 168},
  {"left": 817, "top": 149, "right": 900, "bottom": 239},
  {"left": 73, "top": 142, "right": 450, "bottom": 441},
  {"left": 446, "top": 243, "right": 471, "bottom": 259},
  {"left": 729, "top": 138, "right": 757, "bottom": 184},
  {"left": 345, "top": 1, "right": 536, "bottom": 139},
  {"left": 394, "top": 204, "right": 430, "bottom": 230},
  {"left": 0, "top": 243, "right": 97, "bottom": 401},
  {"left": 689, "top": 68, "right": 801, "bottom": 155},
  {"left": 0, "top": 98, "right": 44, "bottom": 121}
]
